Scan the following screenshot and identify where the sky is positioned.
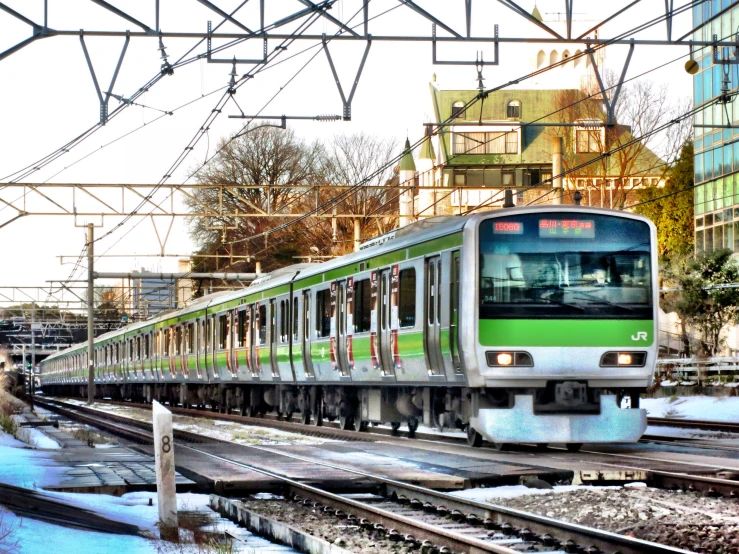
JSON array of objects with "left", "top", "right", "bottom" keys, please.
[{"left": 0, "top": 0, "right": 696, "bottom": 313}]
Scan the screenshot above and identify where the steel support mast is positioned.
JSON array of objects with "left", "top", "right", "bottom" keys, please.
[{"left": 87, "top": 223, "right": 95, "bottom": 405}]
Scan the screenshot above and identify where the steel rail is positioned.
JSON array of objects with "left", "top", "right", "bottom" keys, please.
[
  {"left": 43, "top": 397, "right": 739, "bottom": 495},
  {"left": 37, "top": 398, "right": 692, "bottom": 554},
  {"left": 648, "top": 416, "right": 739, "bottom": 434}
]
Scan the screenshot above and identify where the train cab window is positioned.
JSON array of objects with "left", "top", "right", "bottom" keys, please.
[
  {"left": 292, "top": 297, "right": 299, "bottom": 342},
  {"left": 398, "top": 269, "right": 416, "bottom": 328},
  {"left": 353, "top": 279, "right": 371, "bottom": 333},
  {"left": 315, "top": 289, "right": 331, "bottom": 338},
  {"left": 258, "top": 304, "right": 267, "bottom": 345}
]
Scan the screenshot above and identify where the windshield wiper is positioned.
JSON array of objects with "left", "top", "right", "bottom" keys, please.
[
  {"left": 572, "top": 292, "right": 637, "bottom": 313},
  {"left": 545, "top": 299, "right": 586, "bottom": 312}
]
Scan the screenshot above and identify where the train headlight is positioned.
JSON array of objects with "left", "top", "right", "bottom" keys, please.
[
  {"left": 600, "top": 352, "right": 647, "bottom": 367},
  {"left": 486, "top": 351, "right": 534, "bottom": 367},
  {"left": 497, "top": 353, "right": 513, "bottom": 366}
]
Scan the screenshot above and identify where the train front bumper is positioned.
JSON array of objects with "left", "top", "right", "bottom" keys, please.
[{"left": 471, "top": 394, "right": 647, "bottom": 444}]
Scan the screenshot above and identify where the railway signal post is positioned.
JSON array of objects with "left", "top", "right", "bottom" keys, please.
[{"left": 153, "top": 400, "right": 178, "bottom": 539}]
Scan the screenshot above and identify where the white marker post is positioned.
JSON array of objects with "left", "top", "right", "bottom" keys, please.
[{"left": 152, "top": 400, "right": 178, "bottom": 539}]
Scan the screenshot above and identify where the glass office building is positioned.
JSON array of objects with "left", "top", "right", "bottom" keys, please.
[{"left": 693, "top": 0, "right": 739, "bottom": 254}]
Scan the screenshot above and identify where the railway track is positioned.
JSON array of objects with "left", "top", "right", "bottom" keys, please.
[
  {"left": 647, "top": 416, "right": 739, "bottom": 434},
  {"left": 36, "top": 397, "right": 692, "bottom": 554},
  {"left": 41, "top": 397, "right": 739, "bottom": 494}
]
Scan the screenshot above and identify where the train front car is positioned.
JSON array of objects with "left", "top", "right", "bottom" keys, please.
[{"left": 461, "top": 206, "right": 657, "bottom": 447}]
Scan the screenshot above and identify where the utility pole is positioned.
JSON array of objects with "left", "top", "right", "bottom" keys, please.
[
  {"left": 552, "top": 136, "right": 563, "bottom": 205},
  {"left": 87, "top": 223, "right": 95, "bottom": 405}
]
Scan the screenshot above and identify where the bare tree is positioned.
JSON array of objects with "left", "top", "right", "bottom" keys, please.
[
  {"left": 185, "top": 126, "right": 327, "bottom": 273},
  {"left": 553, "top": 73, "right": 692, "bottom": 208},
  {"left": 185, "top": 129, "right": 399, "bottom": 273},
  {"left": 308, "top": 132, "right": 399, "bottom": 256}
]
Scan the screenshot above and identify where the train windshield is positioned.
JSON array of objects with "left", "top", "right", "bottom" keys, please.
[{"left": 479, "top": 213, "right": 652, "bottom": 319}]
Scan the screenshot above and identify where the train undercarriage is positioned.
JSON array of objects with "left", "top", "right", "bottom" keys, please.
[{"left": 42, "top": 380, "right": 647, "bottom": 448}]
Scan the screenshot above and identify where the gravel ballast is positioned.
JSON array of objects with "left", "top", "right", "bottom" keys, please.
[{"left": 487, "top": 486, "right": 739, "bottom": 553}]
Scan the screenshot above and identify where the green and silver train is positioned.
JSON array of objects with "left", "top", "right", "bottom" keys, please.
[{"left": 40, "top": 205, "right": 657, "bottom": 448}]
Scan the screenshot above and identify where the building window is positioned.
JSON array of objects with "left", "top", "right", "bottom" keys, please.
[
  {"left": 453, "top": 131, "right": 518, "bottom": 155},
  {"left": 502, "top": 170, "right": 515, "bottom": 187},
  {"left": 576, "top": 128, "right": 602, "bottom": 153},
  {"left": 398, "top": 269, "right": 416, "bottom": 328},
  {"left": 452, "top": 101, "right": 465, "bottom": 119},
  {"left": 507, "top": 100, "right": 521, "bottom": 118}
]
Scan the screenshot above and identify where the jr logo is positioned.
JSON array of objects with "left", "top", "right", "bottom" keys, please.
[{"left": 631, "top": 332, "right": 648, "bottom": 341}]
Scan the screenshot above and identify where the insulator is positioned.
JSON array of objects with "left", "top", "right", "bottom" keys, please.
[
  {"left": 158, "top": 37, "right": 168, "bottom": 60},
  {"left": 316, "top": 114, "right": 341, "bottom": 121}
]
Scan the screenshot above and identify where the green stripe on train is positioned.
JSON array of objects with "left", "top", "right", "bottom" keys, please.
[{"left": 479, "top": 319, "right": 654, "bottom": 347}]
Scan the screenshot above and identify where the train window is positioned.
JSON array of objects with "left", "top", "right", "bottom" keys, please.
[
  {"left": 293, "top": 297, "right": 299, "bottom": 342},
  {"left": 353, "top": 279, "right": 371, "bottom": 333},
  {"left": 270, "top": 301, "right": 277, "bottom": 344},
  {"left": 218, "top": 315, "right": 227, "bottom": 349},
  {"left": 278, "top": 300, "right": 284, "bottom": 343},
  {"left": 144, "top": 335, "right": 150, "bottom": 359},
  {"left": 187, "top": 323, "right": 194, "bottom": 353},
  {"left": 237, "top": 311, "right": 246, "bottom": 347},
  {"left": 258, "top": 304, "right": 267, "bottom": 345},
  {"left": 398, "top": 269, "right": 416, "bottom": 328},
  {"left": 175, "top": 327, "right": 182, "bottom": 355},
  {"left": 315, "top": 289, "right": 331, "bottom": 338},
  {"left": 166, "top": 330, "right": 172, "bottom": 357},
  {"left": 304, "top": 294, "right": 310, "bottom": 340}
]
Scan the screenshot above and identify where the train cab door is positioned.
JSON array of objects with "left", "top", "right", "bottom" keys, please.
[
  {"left": 302, "top": 291, "right": 315, "bottom": 377},
  {"left": 424, "top": 255, "right": 445, "bottom": 376},
  {"left": 375, "top": 268, "right": 396, "bottom": 377}
]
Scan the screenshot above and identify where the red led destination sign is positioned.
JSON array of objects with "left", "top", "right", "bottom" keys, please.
[
  {"left": 493, "top": 221, "right": 524, "bottom": 235},
  {"left": 539, "top": 219, "right": 595, "bottom": 238}
]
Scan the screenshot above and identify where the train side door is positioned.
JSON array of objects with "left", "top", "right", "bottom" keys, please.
[
  {"left": 425, "top": 255, "right": 445, "bottom": 375},
  {"left": 302, "top": 291, "right": 314, "bottom": 377},
  {"left": 373, "top": 268, "right": 396, "bottom": 377},
  {"left": 334, "top": 280, "right": 351, "bottom": 378},
  {"left": 449, "top": 251, "right": 463, "bottom": 374}
]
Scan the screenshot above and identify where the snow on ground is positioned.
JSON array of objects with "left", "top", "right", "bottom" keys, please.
[
  {"left": 641, "top": 396, "right": 739, "bottom": 422},
  {"left": 645, "top": 424, "right": 739, "bottom": 440},
  {"left": 450, "top": 484, "right": 623, "bottom": 502},
  {"left": 0, "top": 431, "right": 296, "bottom": 553},
  {"left": 61, "top": 399, "right": 338, "bottom": 446}
]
